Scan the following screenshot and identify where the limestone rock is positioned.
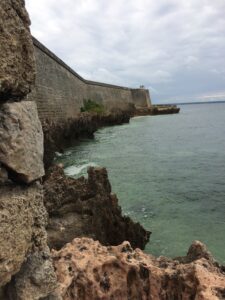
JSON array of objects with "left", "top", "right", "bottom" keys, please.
[
  {"left": 44, "top": 166, "right": 150, "bottom": 250},
  {"left": 6, "top": 248, "right": 57, "bottom": 300},
  {"left": 0, "top": 0, "right": 35, "bottom": 100},
  {"left": 52, "top": 238, "right": 225, "bottom": 300},
  {"left": 0, "top": 183, "right": 57, "bottom": 299},
  {"left": 0, "top": 183, "right": 45, "bottom": 286},
  {"left": 0, "top": 101, "right": 44, "bottom": 183}
]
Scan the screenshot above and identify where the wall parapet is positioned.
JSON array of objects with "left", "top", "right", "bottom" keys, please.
[
  {"left": 30, "top": 36, "right": 151, "bottom": 123},
  {"left": 32, "top": 37, "right": 132, "bottom": 91}
]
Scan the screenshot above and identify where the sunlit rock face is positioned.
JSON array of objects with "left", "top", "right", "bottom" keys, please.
[
  {"left": 52, "top": 238, "right": 225, "bottom": 300},
  {"left": 0, "top": 0, "right": 35, "bottom": 100}
]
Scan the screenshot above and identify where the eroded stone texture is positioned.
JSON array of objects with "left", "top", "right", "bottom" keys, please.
[
  {"left": 0, "top": 101, "right": 44, "bottom": 183},
  {"left": 44, "top": 165, "right": 150, "bottom": 250},
  {"left": 0, "top": 0, "right": 35, "bottom": 100},
  {"left": 6, "top": 249, "right": 57, "bottom": 300},
  {"left": 0, "top": 183, "right": 57, "bottom": 299},
  {"left": 52, "top": 238, "right": 225, "bottom": 300},
  {"left": 0, "top": 183, "right": 45, "bottom": 286}
]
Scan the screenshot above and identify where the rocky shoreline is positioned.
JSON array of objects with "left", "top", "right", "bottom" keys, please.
[
  {"left": 43, "top": 104, "right": 180, "bottom": 169},
  {"left": 42, "top": 109, "right": 133, "bottom": 168},
  {"left": 44, "top": 165, "right": 150, "bottom": 251},
  {"left": 0, "top": 1, "right": 224, "bottom": 299},
  {"left": 135, "top": 105, "right": 180, "bottom": 116}
]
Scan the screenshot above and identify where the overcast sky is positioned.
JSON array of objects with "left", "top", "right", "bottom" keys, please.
[{"left": 26, "top": 0, "right": 225, "bottom": 104}]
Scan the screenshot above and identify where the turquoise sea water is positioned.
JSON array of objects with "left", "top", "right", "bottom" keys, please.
[{"left": 56, "top": 103, "right": 225, "bottom": 263}]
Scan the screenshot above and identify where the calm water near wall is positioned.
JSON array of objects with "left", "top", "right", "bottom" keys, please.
[{"left": 56, "top": 103, "right": 225, "bottom": 263}]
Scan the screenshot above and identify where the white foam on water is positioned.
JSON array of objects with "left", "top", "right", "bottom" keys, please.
[
  {"left": 64, "top": 162, "right": 99, "bottom": 176},
  {"left": 55, "top": 151, "right": 63, "bottom": 157}
]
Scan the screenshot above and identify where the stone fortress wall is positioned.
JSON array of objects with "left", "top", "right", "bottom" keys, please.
[{"left": 27, "top": 37, "right": 151, "bottom": 123}]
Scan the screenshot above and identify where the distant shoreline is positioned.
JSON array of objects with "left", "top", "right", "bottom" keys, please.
[{"left": 155, "top": 100, "right": 225, "bottom": 106}]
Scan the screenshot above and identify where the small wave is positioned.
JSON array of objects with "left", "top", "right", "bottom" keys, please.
[
  {"left": 64, "top": 151, "right": 72, "bottom": 156},
  {"left": 64, "top": 162, "right": 99, "bottom": 177},
  {"left": 55, "top": 151, "right": 63, "bottom": 157}
]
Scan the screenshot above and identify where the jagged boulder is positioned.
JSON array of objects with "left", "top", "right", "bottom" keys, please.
[
  {"left": 52, "top": 238, "right": 225, "bottom": 300},
  {"left": 44, "top": 166, "right": 150, "bottom": 250},
  {"left": 0, "top": 0, "right": 35, "bottom": 100},
  {"left": 0, "top": 101, "right": 44, "bottom": 183}
]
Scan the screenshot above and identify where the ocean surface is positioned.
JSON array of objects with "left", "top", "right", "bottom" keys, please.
[{"left": 56, "top": 103, "right": 225, "bottom": 263}]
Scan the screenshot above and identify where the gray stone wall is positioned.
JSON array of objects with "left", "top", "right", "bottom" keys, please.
[
  {"left": 28, "top": 38, "right": 151, "bottom": 123},
  {"left": 131, "top": 89, "right": 151, "bottom": 108}
]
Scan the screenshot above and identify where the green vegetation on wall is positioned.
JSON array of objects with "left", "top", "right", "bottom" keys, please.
[{"left": 80, "top": 99, "right": 104, "bottom": 114}]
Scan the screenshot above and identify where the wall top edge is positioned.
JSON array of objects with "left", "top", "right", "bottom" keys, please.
[{"left": 32, "top": 36, "right": 147, "bottom": 92}]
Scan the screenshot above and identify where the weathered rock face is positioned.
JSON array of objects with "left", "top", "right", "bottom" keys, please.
[
  {"left": 0, "top": 183, "right": 44, "bottom": 286},
  {"left": 0, "top": 183, "right": 57, "bottom": 299},
  {"left": 52, "top": 238, "right": 225, "bottom": 300},
  {"left": 44, "top": 166, "right": 150, "bottom": 251},
  {"left": 0, "top": 0, "right": 35, "bottom": 100},
  {"left": 6, "top": 249, "right": 57, "bottom": 300},
  {"left": 0, "top": 0, "right": 57, "bottom": 299},
  {"left": 0, "top": 101, "right": 44, "bottom": 183}
]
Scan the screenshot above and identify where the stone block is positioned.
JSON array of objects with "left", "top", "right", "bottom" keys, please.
[{"left": 0, "top": 101, "right": 44, "bottom": 183}]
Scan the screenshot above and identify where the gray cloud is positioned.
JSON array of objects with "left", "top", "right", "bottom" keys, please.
[{"left": 26, "top": 0, "right": 225, "bottom": 103}]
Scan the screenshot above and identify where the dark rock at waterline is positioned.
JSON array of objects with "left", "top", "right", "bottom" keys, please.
[
  {"left": 42, "top": 110, "right": 132, "bottom": 169},
  {"left": 44, "top": 165, "right": 150, "bottom": 251},
  {"left": 135, "top": 105, "right": 180, "bottom": 116}
]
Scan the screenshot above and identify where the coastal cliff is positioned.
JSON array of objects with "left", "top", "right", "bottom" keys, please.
[{"left": 0, "top": 1, "right": 224, "bottom": 300}]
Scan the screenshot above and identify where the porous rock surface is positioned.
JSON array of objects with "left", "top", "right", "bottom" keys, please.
[
  {"left": 44, "top": 165, "right": 150, "bottom": 250},
  {"left": 0, "top": 184, "right": 49, "bottom": 282},
  {"left": 6, "top": 248, "right": 57, "bottom": 300},
  {"left": 0, "top": 0, "right": 35, "bottom": 100},
  {"left": 52, "top": 238, "right": 225, "bottom": 300},
  {"left": 0, "top": 100, "right": 44, "bottom": 183}
]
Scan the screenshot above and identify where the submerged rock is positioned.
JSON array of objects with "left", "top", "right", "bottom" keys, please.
[
  {"left": 52, "top": 238, "right": 225, "bottom": 300},
  {"left": 0, "top": 101, "right": 44, "bottom": 183},
  {"left": 44, "top": 165, "right": 150, "bottom": 250},
  {"left": 0, "top": 0, "right": 35, "bottom": 100}
]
